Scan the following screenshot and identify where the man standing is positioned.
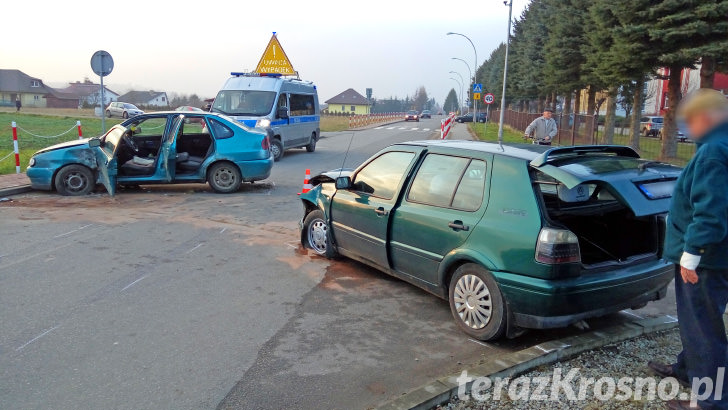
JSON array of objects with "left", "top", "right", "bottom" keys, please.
[
  {"left": 648, "top": 89, "right": 728, "bottom": 410},
  {"left": 15, "top": 96, "right": 21, "bottom": 112},
  {"left": 524, "top": 108, "right": 557, "bottom": 145}
]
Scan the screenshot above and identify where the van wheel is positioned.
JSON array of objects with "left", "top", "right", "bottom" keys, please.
[
  {"left": 449, "top": 264, "right": 507, "bottom": 341},
  {"left": 306, "top": 134, "right": 316, "bottom": 152},
  {"left": 302, "top": 210, "right": 337, "bottom": 258},
  {"left": 271, "top": 138, "right": 284, "bottom": 161},
  {"left": 207, "top": 162, "right": 242, "bottom": 193},
  {"left": 55, "top": 164, "right": 95, "bottom": 196}
]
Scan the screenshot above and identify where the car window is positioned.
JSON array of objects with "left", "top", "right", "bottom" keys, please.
[
  {"left": 126, "top": 116, "right": 168, "bottom": 138},
  {"left": 352, "top": 151, "right": 416, "bottom": 200},
  {"left": 407, "top": 154, "right": 470, "bottom": 208},
  {"left": 652, "top": 117, "right": 663, "bottom": 123},
  {"left": 452, "top": 160, "right": 487, "bottom": 211},
  {"left": 640, "top": 117, "right": 648, "bottom": 122},
  {"left": 183, "top": 116, "right": 208, "bottom": 134},
  {"left": 208, "top": 118, "right": 234, "bottom": 139},
  {"left": 289, "top": 94, "right": 315, "bottom": 116}
]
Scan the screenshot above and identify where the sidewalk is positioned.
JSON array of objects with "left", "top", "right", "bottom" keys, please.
[
  {"left": 444, "top": 121, "right": 476, "bottom": 141},
  {"left": 0, "top": 172, "right": 32, "bottom": 197}
]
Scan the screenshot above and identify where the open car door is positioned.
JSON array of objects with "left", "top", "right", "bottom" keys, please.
[
  {"left": 91, "top": 127, "right": 124, "bottom": 196},
  {"left": 160, "top": 115, "right": 184, "bottom": 182}
]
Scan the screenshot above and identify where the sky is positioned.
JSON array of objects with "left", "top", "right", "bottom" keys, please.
[{"left": 2, "top": 0, "right": 530, "bottom": 105}]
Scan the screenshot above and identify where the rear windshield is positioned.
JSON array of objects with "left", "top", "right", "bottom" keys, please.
[{"left": 652, "top": 117, "right": 663, "bottom": 123}]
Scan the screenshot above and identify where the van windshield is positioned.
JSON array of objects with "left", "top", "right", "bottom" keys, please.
[{"left": 212, "top": 90, "right": 276, "bottom": 117}]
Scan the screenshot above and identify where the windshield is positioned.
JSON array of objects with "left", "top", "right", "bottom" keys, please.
[
  {"left": 101, "top": 127, "right": 125, "bottom": 154},
  {"left": 652, "top": 117, "right": 663, "bottom": 123},
  {"left": 212, "top": 90, "right": 277, "bottom": 116},
  {"left": 124, "top": 104, "right": 139, "bottom": 110},
  {"left": 407, "top": 110, "right": 417, "bottom": 115}
]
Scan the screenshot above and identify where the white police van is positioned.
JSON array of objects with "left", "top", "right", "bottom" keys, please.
[{"left": 212, "top": 73, "right": 320, "bottom": 161}]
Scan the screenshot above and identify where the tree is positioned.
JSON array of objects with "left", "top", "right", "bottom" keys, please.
[
  {"left": 443, "top": 89, "right": 459, "bottom": 113},
  {"left": 476, "top": 44, "right": 507, "bottom": 110},
  {"left": 412, "top": 86, "right": 429, "bottom": 111}
]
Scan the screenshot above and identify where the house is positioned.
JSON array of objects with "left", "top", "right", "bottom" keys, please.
[
  {"left": 59, "top": 79, "right": 119, "bottom": 108},
  {"left": 324, "top": 88, "right": 370, "bottom": 115},
  {"left": 118, "top": 90, "right": 169, "bottom": 107},
  {"left": 0, "top": 69, "right": 54, "bottom": 108},
  {"left": 44, "top": 88, "right": 82, "bottom": 109},
  {"left": 644, "top": 66, "right": 728, "bottom": 116}
]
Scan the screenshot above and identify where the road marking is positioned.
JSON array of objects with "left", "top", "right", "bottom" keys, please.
[
  {"left": 219, "top": 227, "right": 227, "bottom": 234},
  {"left": 468, "top": 338, "right": 492, "bottom": 348},
  {"left": 386, "top": 127, "right": 395, "bottom": 130},
  {"left": 186, "top": 243, "right": 203, "bottom": 254},
  {"left": 398, "top": 127, "right": 407, "bottom": 130},
  {"left": 375, "top": 126, "right": 384, "bottom": 130},
  {"left": 16, "top": 325, "right": 60, "bottom": 351},
  {"left": 411, "top": 128, "right": 419, "bottom": 131},
  {"left": 121, "top": 275, "right": 147, "bottom": 291},
  {"left": 423, "top": 128, "right": 431, "bottom": 131},
  {"left": 53, "top": 223, "right": 94, "bottom": 238}
]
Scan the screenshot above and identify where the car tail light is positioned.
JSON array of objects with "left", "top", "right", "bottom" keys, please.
[
  {"left": 261, "top": 136, "right": 270, "bottom": 150},
  {"left": 535, "top": 228, "right": 581, "bottom": 264}
]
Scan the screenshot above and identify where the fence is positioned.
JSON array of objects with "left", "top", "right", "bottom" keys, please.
[
  {"left": 490, "top": 109, "right": 696, "bottom": 166},
  {"left": 1, "top": 120, "right": 84, "bottom": 174},
  {"left": 347, "top": 112, "right": 404, "bottom": 129}
]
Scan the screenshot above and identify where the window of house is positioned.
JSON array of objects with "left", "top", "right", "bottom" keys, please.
[
  {"left": 351, "top": 105, "right": 356, "bottom": 112},
  {"left": 341, "top": 105, "right": 345, "bottom": 112},
  {"left": 30, "top": 80, "right": 40, "bottom": 87},
  {"left": 162, "top": 96, "right": 166, "bottom": 102}
]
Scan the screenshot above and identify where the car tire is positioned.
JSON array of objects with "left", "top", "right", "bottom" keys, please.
[
  {"left": 106, "top": 110, "right": 111, "bottom": 117},
  {"left": 271, "top": 138, "right": 284, "bottom": 161},
  {"left": 302, "top": 209, "right": 337, "bottom": 258},
  {"left": 54, "top": 164, "right": 95, "bottom": 196},
  {"left": 122, "top": 112, "right": 129, "bottom": 119},
  {"left": 207, "top": 162, "right": 242, "bottom": 193},
  {"left": 448, "top": 263, "right": 507, "bottom": 341},
  {"left": 306, "top": 133, "right": 316, "bottom": 152}
]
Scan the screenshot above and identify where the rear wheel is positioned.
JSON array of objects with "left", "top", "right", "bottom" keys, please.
[
  {"left": 306, "top": 133, "right": 317, "bottom": 152},
  {"left": 270, "top": 138, "right": 284, "bottom": 161},
  {"left": 54, "top": 164, "right": 95, "bottom": 196},
  {"left": 448, "top": 263, "right": 507, "bottom": 341},
  {"left": 207, "top": 162, "right": 242, "bottom": 193},
  {"left": 302, "top": 210, "right": 337, "bottom": 258}
]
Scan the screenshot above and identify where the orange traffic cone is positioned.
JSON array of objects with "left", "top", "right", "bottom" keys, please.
[{"left": 299, "top": 169, "right": 313, "bottom": 195}]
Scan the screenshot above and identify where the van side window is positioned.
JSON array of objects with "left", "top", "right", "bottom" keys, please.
[
  {"left": 208, "top": 118, "right": 234, "bottom": 140},
  {"left": 290, "top": 94, "right": 315, "bottom": 116}
]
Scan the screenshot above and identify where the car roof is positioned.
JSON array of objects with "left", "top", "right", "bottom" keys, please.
[{"left": 394, "top": 140, "right": 550, "bottom": 160}]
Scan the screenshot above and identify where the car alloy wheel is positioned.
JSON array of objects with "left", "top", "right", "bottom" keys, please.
[
  {"left": 308, "top": 218, "right": 327, "bottom": 254},
  {"left": 453, "top": 274, "right": 492, "bottom": 329}
]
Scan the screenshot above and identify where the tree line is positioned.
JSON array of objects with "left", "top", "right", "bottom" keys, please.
[{"left": 477, "top": 0, "right": 728, "bottom": 159}]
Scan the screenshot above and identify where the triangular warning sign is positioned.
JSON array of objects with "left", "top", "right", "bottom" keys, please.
[{"left": 255, "top": 33, "right": 296, "bottom": 75}]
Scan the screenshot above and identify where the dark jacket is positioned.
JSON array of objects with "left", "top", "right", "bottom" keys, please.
[{"left": 664, "top": 121, "right": 728, "bottom": 268}]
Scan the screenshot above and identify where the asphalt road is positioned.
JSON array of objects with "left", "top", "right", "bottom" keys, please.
[{"left": 0, "top": 117, "right": 676, "bottom": 410}]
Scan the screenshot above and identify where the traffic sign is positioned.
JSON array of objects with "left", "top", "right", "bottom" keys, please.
[
  {"left": 255, "top": 32, "right": 296, "bottom": 75},
  {"left": 90, "top": 50, "right": 113, "bottom": 77},
  {"left": 473, "top": 92, "right": 481, "bottom": 101},
  {"left": 472, "top": 83, "right": 483, "bottom": 93},
  {"left": 484, "top": 93, "right": 495, "bottom": 105}
]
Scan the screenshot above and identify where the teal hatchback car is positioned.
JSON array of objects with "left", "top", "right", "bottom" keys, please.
[
  {"left": 27, "top": 112, "right": 273, "bottom": 195},
  {"left": 299, "top": 141, "right": 681, "bottom": 340}
]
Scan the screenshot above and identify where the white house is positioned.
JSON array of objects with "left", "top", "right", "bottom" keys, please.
[
  {"left": 60, "top": 79, "right": 119, "bottom": 107},
  {"left": 118, "top": 90, "right": 169, "bottom": 107}
]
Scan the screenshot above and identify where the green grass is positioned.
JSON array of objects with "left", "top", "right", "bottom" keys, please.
[
  {"left": 320, "top": 116, "right": 350, "bottom": 132},
  {"left": 468, "top": 122, "right": 527, "bottom": 143},
  {"left": 0, "top": 112, "right": 121, "bottom": 174}
]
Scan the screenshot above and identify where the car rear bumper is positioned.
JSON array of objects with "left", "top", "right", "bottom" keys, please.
[
  {"left": 494, "top": 260, "right": 674, "bottom": 329},
  {"left": 238, "top": 156, "right": 273, "bottom": 182}
]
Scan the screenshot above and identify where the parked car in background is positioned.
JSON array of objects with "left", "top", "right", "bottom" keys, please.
[
  {"left": 420, "top": 110, "right": 432, "bottom": 119},
  {"left": 476, "top": 112, "right": 487, "bottom": 123},
  {"left": 640, "top": 116, "right": 663, "bottom": 137},
  {"left": 106, "top": 102, "right": 144, "bottom": 119},
  {"left": 299, "top": 142, "right": 680, "bottom": 340},
  {"left": 456, "top": 113, "right": 473, "bottom": 123},
  {"left": 175, "top": 106, "right": 204, "bottom": 112},
  {"left": 27, "top": 112, "right": 273, "bottom": 196},
  {"left": 404, "top": 110, "right": 419, "bottom": 122}
]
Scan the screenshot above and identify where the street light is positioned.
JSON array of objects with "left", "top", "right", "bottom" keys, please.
[
  {"left": 498, "top": 1, "right": 514, "bottom": 144},
  {"left": 449, "top": 71, "right": 465, "bottom": 114},
  {"left": 449, "top": 77, "right": 463, "bottom": 114},
  {"left": 447, "top": 32, "right": 478, "bottom": 120},
  {"left": 451, "top": 57, "right": 472, "bottom": 108}
]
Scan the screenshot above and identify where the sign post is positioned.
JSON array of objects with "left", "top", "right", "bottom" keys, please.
[
  {"left": 483, "top": 92, "right": 494, "bottom": 137},
  {"left": 255, "top": 32, "right": 296, "bottom": 76},
  {"left": 90, "top": 50, "right": 114, "bottom": 133}
]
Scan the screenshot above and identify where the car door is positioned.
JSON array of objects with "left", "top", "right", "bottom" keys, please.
[
  {"left": 159, "top": 115, "right": 183, "bottom": 182},
  {"left": 330, "top": 150, "right": 420, "bottom": 268},
  {"left": 272, "top": 93, "right": 291, "bottom": 147},
  {"left": 389, "top": 153, "right": 491, "bottom": 285},
  {"left": 92, "top": 127, "right": 123, "bottom": 196}
]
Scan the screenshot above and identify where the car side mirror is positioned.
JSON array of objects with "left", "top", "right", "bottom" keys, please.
[
  {"left": 88, "top": 138, "right": 101, "bottom": 148},
  {"left": 335, "top": 176, "right": 352, "bottom": 190},
  {"left": 277, "top": 107, "right": 289, "bottom": 119}
]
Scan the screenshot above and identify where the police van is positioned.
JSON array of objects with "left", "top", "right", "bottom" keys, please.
[{"left": 211, "top": 73, "right": 320, "bottom": 161}]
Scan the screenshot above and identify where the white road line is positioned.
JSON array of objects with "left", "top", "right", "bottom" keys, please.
[
  {"left": 219, "top": 227, "right": 227, "bottom": 234},
  {"left": 121, "top": 275, "right": 147, "bottom": 291},
  {"left": 386, "top": 127, "right": 395, "bottom": 130},
  {"left": 16, "top": 325, "right": 60, "bottom": 351},
  {"left": 375, "top": 126, "right": 384, "bottom": 130},
  {"left": 398, "top": 127, "right": 407, "bottom": 130},
  {"left": 411, "top": 128, "right": 419, "bottom": 131},
  {"left": 468, "top": 338, "right": 492, "bottom": 348},
  {"left": 423, "top": 128, "right": 431, "bottom": 131},
  {"left": 186, "top": 243, "right": 203, "bottom": 254},
  {"left": 53, "top": 224, "right": 94, "bottom": 238}
]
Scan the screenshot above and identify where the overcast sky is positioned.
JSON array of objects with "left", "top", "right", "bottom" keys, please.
[{"left": 2, "top": 0, "right": 530, "bottom": 104}]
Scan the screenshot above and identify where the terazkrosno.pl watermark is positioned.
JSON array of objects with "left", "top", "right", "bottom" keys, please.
[{"left": 457, "top": 368, "right": 725, "bottom": 406}]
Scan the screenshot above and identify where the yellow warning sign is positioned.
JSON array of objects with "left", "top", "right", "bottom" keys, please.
[
  {"left": 255, "top": 33, "right": 296, "bottom": 75},
  {"left": 473, "top": 92, "right": 481, "bottom": 101}
]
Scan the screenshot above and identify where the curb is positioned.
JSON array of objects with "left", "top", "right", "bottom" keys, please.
[
  {"left": 375, "top": 315, "right": 678, "bottom": 410},
  {"left": 0, "top": 185, "right": 32, "bottom": 197}
]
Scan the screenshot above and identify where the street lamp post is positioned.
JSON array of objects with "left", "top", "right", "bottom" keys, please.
[
  {"left": 498, "top": 1, "right": 514, "bottom": 144},
  {"left": 449, "top": 71, "right": 465, "bottom": 115},
  {"left": 447, "top": 32, "right": 478, "bottom": 123},
  {"left": 451, "top": 57, "right": 472, "bottom": 112},
  {"left": 449, "top": 77, "right": 463, "bottom": 114}
]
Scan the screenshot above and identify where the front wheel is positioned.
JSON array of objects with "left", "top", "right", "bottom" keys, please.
[
  {"left": 448, "top": 263, "right": 507, "bottom": 341},
  {"left": 306, "top": 134, "right": 316, "bottom": 152},
  {"left": 106, "top": 110, "right": 111, "bottom": 117},
  {"left": 122, "top": 112, "right": 129, "bottom": 119},
  {"left": 207, "top": 162, "right": 242, "bottom": 193},
  {"left": 54, "top": 164, "right": 95, "bottom": 196},
  {"left": 270, "top": 138, "right": 284, "bottom": 161},
  {"left": 302, "top": 210, "right": 337, "bottom": 258}
]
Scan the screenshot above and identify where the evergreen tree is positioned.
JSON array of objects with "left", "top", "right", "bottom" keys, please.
[{"left": 443, "top": 89, "right": 459, "bottom": 113}]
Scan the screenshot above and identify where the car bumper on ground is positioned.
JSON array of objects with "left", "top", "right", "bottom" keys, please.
[{"left": 494, "top": 260, "right": 674, "bottom": 329}]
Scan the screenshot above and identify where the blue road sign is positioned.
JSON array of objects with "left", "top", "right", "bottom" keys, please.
[{"left": 472, "top": 83, "right": 483, "bottom": 93}]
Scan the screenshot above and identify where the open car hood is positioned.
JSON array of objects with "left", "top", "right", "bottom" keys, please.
[{"left": 531, "top": 146, "right": 683, "bottom": 217}]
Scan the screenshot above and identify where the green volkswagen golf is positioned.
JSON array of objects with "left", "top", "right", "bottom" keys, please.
[{"left": 299, "top": 141, "right": 681, "bottom": 341}]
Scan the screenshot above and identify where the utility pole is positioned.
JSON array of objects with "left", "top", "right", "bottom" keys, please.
[{"left": 498, "top": 0, "right": 513, "bottom": 144}]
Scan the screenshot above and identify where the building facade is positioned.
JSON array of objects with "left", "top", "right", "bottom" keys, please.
[{"left": 324, "top": 88, "right": 370, "bottom": 115}]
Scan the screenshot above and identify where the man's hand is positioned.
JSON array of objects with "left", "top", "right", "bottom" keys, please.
[{"left": 680, "top": 265, "right": 699, "bottom": 284}]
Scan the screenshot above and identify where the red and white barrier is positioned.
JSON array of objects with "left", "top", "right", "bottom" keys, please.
[
  {"left": 77, "top": 121, "right": 83, "bottom": 140},
  {"left": 440, "top": 114, "right": 455, "bottom": 139},
  {"left": 12, "top": 121, "right": 20, "bottom": 173}
]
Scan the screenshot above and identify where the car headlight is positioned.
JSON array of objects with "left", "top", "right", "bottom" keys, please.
[
  {"left": 28, "top": 157, "right": 36, "bottom": 167},
  {"left": 256, "top": 119, "right": 271, "bottom": 128}
]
